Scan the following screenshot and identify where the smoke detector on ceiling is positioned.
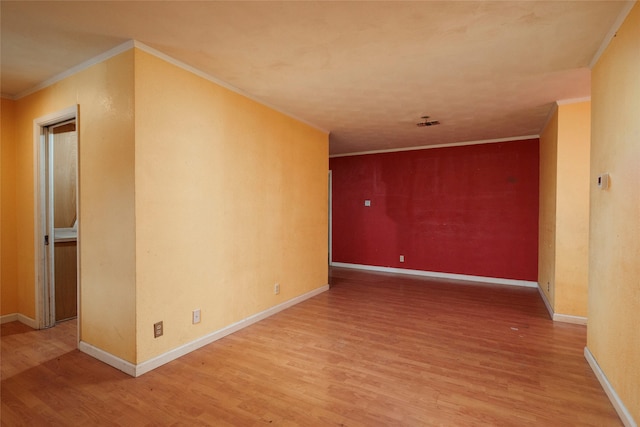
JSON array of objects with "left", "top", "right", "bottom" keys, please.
[{"left": 417, "top": 116, "right": 440, "bottom": 127}]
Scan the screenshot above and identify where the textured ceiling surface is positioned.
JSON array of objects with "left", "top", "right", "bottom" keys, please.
[{"left": 0, "top": 1, "right": 630, "bottom": 155}]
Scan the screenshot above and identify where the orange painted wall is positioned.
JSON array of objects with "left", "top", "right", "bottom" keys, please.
[
  {"left": 538, "top": 108, "right": 558, "bottom": 306},
  {"left": 588, "top": 3, "right": 640, "bottom": 422},
  {"left": 555, "top": 102, "right": 590, "bottom": 317},
  {"left": 1, "top": 98, "right": 19, "bottom": 316},
  {"left": 133, "top": 49, "right": 329, "bottom": 362},
  {"left": 10, "top": 50, "right": 137, "bottom": 361},
  {"left": 6, "top": 46, "right": 328, "bottom": 368},
  {"left": 538, "top": 101, "right": 590, "bottom": 318}
]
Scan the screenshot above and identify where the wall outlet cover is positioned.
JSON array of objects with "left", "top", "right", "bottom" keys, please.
[{"left": 154, "top": 321, "right": 163, "bottom": 338}]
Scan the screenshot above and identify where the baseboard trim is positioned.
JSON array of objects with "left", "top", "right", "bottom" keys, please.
[
  {"left": 78, "top": 341, "right": 137, "bottom": 377},
  {"left": 536, "top": 286, "right": 588, "bottom": 325},
  {"left": 0, "top": 313, "right": 38, "bottom": 328},
  {"left": 331, "top": 262, "right": 538, "bottom": 288},
  {"left": 536, "top": 286, "right": 554, "bottom": 320},
  {"left": 553, "top": 313, "right": 587, "bottom": 325},
  {"left": 0, "top": 313, "right": 18, "bottom": 324},
  {"left": 79, "top": 284, "right": 330, "bottom": 377},
  {"left": 584, "top": 347, "right": 637, "bottom": 427}
]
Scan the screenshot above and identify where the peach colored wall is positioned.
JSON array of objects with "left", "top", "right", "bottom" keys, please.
[
  {"left": 10, "top": 51, "right": 137, "bottom": 361},
  {"left": 555, "top": 102, "right": 590, "bottom": 317},
  {"left": 588, "top": 3, "right": 639, "bottom": 423},
  {"left": 538, "top": 108, "right": 558, "bottom": 306},
  {"left": 5, "top": 45, "right": 328, "bottom": 368},
  {"left": 133, "top": 49, "right": 329, "bottom": 362},
  {"left": 1, "top": 98, "right": 19, "bottom": 315},
  {"left": 538, "top": 101, "right": 591, "bottom": 318}
]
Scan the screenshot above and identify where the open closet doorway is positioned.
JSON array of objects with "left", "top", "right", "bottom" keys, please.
[{"left": 34, "top": 106, "right": 78, "bottom": 330}]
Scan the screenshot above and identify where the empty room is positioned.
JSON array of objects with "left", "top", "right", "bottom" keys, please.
[{"left": 1, "top": 1, "right": 638, "bottom": 426}]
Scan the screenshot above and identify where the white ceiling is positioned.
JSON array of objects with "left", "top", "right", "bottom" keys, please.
[{"left": 1, "top": 1, "right": 632, "bottom": 155}]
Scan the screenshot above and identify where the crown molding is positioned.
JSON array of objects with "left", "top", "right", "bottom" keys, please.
[
  {"left": 13, "top": 40, "right": 136, "bottom": 100},
  {"left": 589, "top": 1, "right": 636, "bottom": 69},
  {"left": 329, "top": 135, "right": 539, "bottom": 158},
  {"left": 131, "top": 41, "right": 329, "bottom": 135},
  {"left": 10, "top": 39, "right": 329, "bottom": 135}
]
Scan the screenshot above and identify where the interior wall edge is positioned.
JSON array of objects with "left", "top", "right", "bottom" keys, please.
[
  {"left": 584, "top": 346, "right": 638, "bottom": 427},
  {"left": 78, "top": 341, "right": 136, "bottom": 377},
  {"left": 536, "top": 285, "right": 554, "bottom": 320},
  {"left": 536, "top": 286, "right": 588, "bottom": 325}
]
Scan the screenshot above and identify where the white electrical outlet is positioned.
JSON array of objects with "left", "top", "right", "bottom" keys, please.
[
  {"left": 274, "top": 283, "right": 280, "bottom": 295},
  {"left": 192, "top": 309, "right": 201, "bottom": 324},
  {"left": 400, "top": 255, "right": 405, "bottom": 262}
]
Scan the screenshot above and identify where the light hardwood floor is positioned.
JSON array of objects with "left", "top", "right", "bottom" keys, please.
[{"left": 1, "top": 268, "right": 621, "bottom": 426}]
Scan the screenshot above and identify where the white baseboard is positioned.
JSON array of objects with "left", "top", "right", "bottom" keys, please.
[
  {"left": 0, "top": 313, "right": 18, "bottom": 324},
  {"left": 331, "top": 262, "right": 538, "bottom": 288},
  {"left": 78, "top": 341, "right": 137, "bottom": 376},
  {"left": 584, "top": 347, "right": 637, "bottom": 427},
  {"left": 536, "top": 286, "right": 554, "bottom": 320},
  {"left": 79, "top": 284, "right": 330, "bottom": 377},
  {"left": 0, "top": 313, "right": 38, "bottom": 328},
  {"left": 536, "top": 286, "right": 588, "bottom": 325},
  {"left": 553, "top": 313, "right": 587, "bottom": 325}
]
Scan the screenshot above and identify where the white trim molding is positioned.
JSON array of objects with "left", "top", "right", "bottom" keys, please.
[
  {"left": 14, "top": 41, "right": 136, "bottom": 100},
  {"left": 0, "top": 314, "right": 19, "bottom": 324},
  {"left": 131, "top": 41, "right": 329, "bottom": 135},
  {"left": 33, "top": 105, "right": 79, "bottom": 330},
  {"left": 552, "top": 313, "right": 587, "bottom": 325},
  {"left": 589, "top": 1, "right": 637, "bottom": 69},
  {"left": 0, "top": 313, "right": 38, "bottom": 328},
  {"left": 537, "top": 284, "right": 554, "bottom": 320},
  {"left": 584, "top": 347, "right": 637, "bottom": 427},
  {"left": 556, "top": 97, "right": 591, "bottom": 105},
  {"left": 331, "top": 262, "right": 538, "bottom": 288},
  {"left": 79, "top": 284, "right": 329, "bottom": 377},
  {"left": 78, "top": 341, "right": 137, "bottom": 377},
  {"left": 536, "top": 285, "right": 587, "bottom": 325},
  {"left": 329, "top": 135, "right": 539, "bottom": 158},
  {"left": 11, "top": 39, "right": 329, "bottom": 136}
]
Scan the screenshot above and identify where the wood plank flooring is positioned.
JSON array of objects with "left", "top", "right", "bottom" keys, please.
[{"left": 1, "top": 268, "right": 621, "bottom": 426}]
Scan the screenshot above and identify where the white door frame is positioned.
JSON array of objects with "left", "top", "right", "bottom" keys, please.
[{"left": 33, "top": 105, "right": 78, "bottom": 329}]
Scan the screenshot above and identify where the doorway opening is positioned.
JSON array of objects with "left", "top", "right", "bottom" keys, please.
[{"left": 34, "top": 106, "right": 78, "bottom": 330}]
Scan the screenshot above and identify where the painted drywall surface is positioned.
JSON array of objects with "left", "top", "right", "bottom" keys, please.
[
  {"left": 588, "top": 3, "right": 640, "bottom": 422},
  {"left": 1, "top": 98, "right": 18, "bottom": 315},
  {"left": 330, "top": 139, "right": 539, "bottom": 281},
  {"left": 1, "top": 98, "right": 19, "bottom": 315},
  {"left": 554, "top": 102, "right": 590, "bottom": 317},
  {"left": 12, "top": 51, "right": 137, "bottom": 361},
  {"left": 133, "top": 49, "right": 328, "bottom": 363},
  {"left": 538, "top": 109, "right": 558, "bottom": 306}
]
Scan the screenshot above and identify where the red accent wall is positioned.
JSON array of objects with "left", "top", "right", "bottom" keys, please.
[{"left": 329, "top": 139, "right": 539, "bottom": 281}]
